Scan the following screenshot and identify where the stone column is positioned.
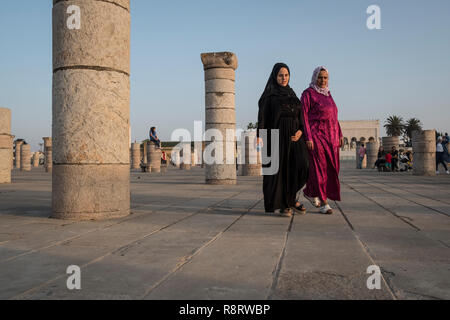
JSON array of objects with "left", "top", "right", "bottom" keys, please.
[
  {"left": 131, "top": 143, "right": 140, "bottom": 170},
  {"left": 33, "top": 153, "right": 40, "bottom": 167},
  {"left": 242, "top": 131, "right": 262, "bottom": 176},
  {"left": 382, "top": 136, "right": 399, "bottom": 153},
  {"left": 43, "top": 137, "right": 52, "bottom": 173},
  {"left": 20, "top": 144, "right": 31, "bottom": 172},
  {"left": 201, "top": 52, "right": 237, "bottom": 185},
  {"left": 142, "top": 142, "right": 147, "bottom": 165},
  {"left": 365, "top": 141, "right": 378, "bottom": 169},
  {"left": 412, "top": 130, "right": 436, "bottom": 176},
  {"left": 52, "top": 0, "right": 130, "bottom": 220},
  {"left": 147, "top": 142, "right": 161, "bottom": 173},
  {"left": 0, "top": 108, "right": 13, "bottom": 183},
  {"left": 180, "top": 144, "right": 191, "bottom": 170},
  {"left": 14, "top": 140, "right": 23, "bottom": 169}
]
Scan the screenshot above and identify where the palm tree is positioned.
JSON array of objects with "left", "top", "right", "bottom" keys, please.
[
  {"left": 384, "top": 115, "right": 405, "bottom": 137},
  {"left": 404, "top": 118, "right": 423, "bottom": 141}
]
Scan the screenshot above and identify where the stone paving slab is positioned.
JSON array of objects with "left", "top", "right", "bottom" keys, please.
[{"left": 0, "top": 164, "right": 449, "bottom": 300}]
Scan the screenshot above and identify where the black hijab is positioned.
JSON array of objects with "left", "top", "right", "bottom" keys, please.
[{"left": 259, "top": 63, "right": 297, "bottom": 106}]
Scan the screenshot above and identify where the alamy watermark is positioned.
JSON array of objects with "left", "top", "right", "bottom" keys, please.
[
  {"left": 170, "top": 121, "right": 279, "bottom": 175},
  {"left": 66, "top": 265, "right": 81, "bottom": 290},
  {"left": 367, "top": 5, "right": 381, "bottom": 30},
  {"left": 366, "top": 265, "right": 381, "bottom": 290}
]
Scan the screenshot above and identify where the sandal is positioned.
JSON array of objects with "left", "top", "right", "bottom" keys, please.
[
  {"left": 280, "top": 208, "right": 293, "bottom": 217},
  {"left": 293, "top": 202, "right": 307, "bottom": 215}
]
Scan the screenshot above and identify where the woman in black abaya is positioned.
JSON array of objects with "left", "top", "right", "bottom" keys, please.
[{"left": 257, "top": 63, "right": 309, "bottom": 216}]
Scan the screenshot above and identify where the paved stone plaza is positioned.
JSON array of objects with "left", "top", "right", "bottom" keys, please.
[{"left": 0, "top": 163, "right": 449, "bottom": 300}]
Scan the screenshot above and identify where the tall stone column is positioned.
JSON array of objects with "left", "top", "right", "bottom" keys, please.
[
  {"left": 52, "top": 0, "right": 130, "bottom": 220},
  {"left": 412, "top": 130, "right": 436, "bottom": 176},
  {"left": 201, "top": 52, "right": 237, "bottom": 185},
  {"left": 20, "top": 144, "right": 31, "bottom": 172},
  {"left": 131, "top": 143, "right": 140, "bottom": 170},
  {"left": 14, "top": 140, "right": 23, "bottom": 169},
  {"left": 43, "top": 137, "right": 52, "bottom": 173},
  {"left": 0, "top": 108, "right": 13, "bottom": 183}
]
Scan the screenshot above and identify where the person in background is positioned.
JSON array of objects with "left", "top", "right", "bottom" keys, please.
[
  {"left": 436, "top": 136, "right": 449, "bottom": 175},
  {"left": 385, "top": 152, "right": 392, "bottom": 171},
  {"left": 357, "top": 143, "right": 366, "bottom": 169},
  {"left": 444, "top": 133, "right": 449, "bottom": 145},
  {"left": 374, "top": 146, "right": 386, "bottom": 169},
  {"left": 391, "top": 146, "right": 399, "bottom": 172},
  {"left": 149, "top": 126, "right": 161, "bottom": 148}
]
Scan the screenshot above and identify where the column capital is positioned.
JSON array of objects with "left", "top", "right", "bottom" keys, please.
[{"left": 201, "top": 52, "right": 238, "bottom": 70}]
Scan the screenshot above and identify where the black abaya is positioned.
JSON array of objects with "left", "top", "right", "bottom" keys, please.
[{"left": 257, "top": 63, "right": 309, "bottom": 212}]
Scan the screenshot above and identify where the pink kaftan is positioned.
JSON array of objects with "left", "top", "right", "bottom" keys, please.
[{"left": 301, "top": 87, "right": 342, "bottom": 201}]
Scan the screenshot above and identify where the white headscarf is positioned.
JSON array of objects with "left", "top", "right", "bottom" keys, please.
[{"left": 310, "top": 66, "right": 330, "bottom": 96}]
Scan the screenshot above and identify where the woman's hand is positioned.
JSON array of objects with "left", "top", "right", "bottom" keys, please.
[
  {"left": 291, "top": 130, "right": 303, "bottom": 142},
  {"left": 306, "top": 141, "right": 314, "bottom": 150},
  {"left": 339, "top": 137, "right": 344, "bottom": 148}
]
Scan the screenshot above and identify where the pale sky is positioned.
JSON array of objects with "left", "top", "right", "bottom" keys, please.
[{"left": 1, "top": 0, "right": 449, "bottom": 151}]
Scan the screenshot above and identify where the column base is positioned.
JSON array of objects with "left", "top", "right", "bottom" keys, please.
[{"left": 52, "top": 164, "right": 130, "bottom": 220}]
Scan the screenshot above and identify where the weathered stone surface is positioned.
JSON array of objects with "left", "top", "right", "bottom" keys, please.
[
  {"left": 20, "top": 144, "right": 31, "bottom": 172},
  {"left": 131, "top": 143, "right": 140, "bottom": 169},
  {"left": 365, "top": 141, "right": 378, "bottom": 169},
  {"left": 147, "top": 142, "right": 161, "bottom": 173},
  {"left": 201, "top": 52, "right": 238, "bottom": 70},
  {"left": 202, "top": 52, "right": 237, "bottom": 185},
  {"left": 53, "top": 0, "right": 130, "bottom": 73},
  {"left": 205, "top": 164, "right": 236, "bottom": 184},
  {"left": 204, "top": 124, "right": 236, "bottom": 142},
  {"left": 205, "top": 109, "right": 235, "bottom": 124},
  {"left": 52, "top": 69, "right": 130, "bottom": 164},
  {"left": 0, "top": 149, "right": 12, "bottom": 183},
  {"left": 205, "top": 68, "right": 235, "bottom": 81},
  {"left": 0, "top": 107, "right": 11, "bottom": 134},
  {"left": 32, "top": 153, "right": 40, "bottom": 167},
  {"left": 382, "top": 136, "right": 400, "bottom": 151},
  {"left": 43, "top": 138, "right": 52, "bottom": 173},
  {"left": 52, "top": 164, "right": 130, "bottom": 220},
  {"left": 205, "top": 79, "right": 235, "bottom": 94},
  {"left": 242, "top": 131, "right": 262, "bottom": 176},
  {"left": 14, "top": 140, "right": 23, "bottom": 169},
  {"left": 52, "top": 0, "right": 130, "bottom": 10},
  {"left": 412, "top": 130, "right": 436, "bottom": 176},
  {"left": 52, "top": 0, "right": 130, "bottom": 220},
  {"left": 205, "top": 92, "right": 235, "bottom": 109}
]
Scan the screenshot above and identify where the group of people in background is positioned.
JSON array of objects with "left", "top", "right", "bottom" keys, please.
[
  {"left": 257, "top": 64, "right": 342, "bottom": 217},
  {"left": 372, "top": 146, "right": 412, "bottom": 172}
]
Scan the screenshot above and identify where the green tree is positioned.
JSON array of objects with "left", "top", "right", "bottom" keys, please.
[
  {"left": 384, "top": 115, "right": 405, "bottom": 137},
  {"left": 404, "top": 118, "right": 423, "bottom": 141},
  {"left": 247, "top": 122, "right": 258, "bottom": 130}
]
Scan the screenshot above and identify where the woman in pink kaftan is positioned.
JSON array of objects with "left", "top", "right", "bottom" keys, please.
[{"left": 301, "top": 67, "right": 343, "bottom": 214}]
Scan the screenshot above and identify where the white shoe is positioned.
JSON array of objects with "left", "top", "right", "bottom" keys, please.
[
  {"left": 436, "top": 171, "right": 439, "bottom": 175},
  {"left": 304, "top": 195, "right": 321, "bottom": 208},
  {"left": 446, "top": 171, "right": 449, "bottom": 175},
  {"left": 319, "top": 204, "right": 333, "bottom": 214}
]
